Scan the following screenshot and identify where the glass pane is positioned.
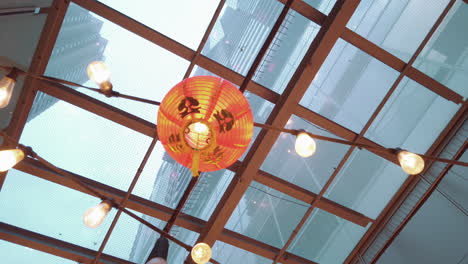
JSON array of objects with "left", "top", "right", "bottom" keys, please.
[
  {"left": 103, "top": 210, "right": 166, "bottom": 262},
  {"left": 213, "top": 240, "right": 271, "bottom": 264},
  {"left": 252, "top": 10, "right": 320, "bottom": 94},
  {"left": 98, "top": 0, "right": 220, "bottom": 49},
  {"left": 225, "top": 182, "right": 308, "bottom": 248},
  {"left": 43, "top": 3, "right": 189, "bottom": 124},
  {"left": 414, "top": 2, "right": 468, "bottom": 98},
  {"left": 303, "top": 0, "right": 337, "bottom": 14},
  {"left": 324, "top": 149, "right": 408, "bottom": 219},
  {"left": 365, "top": 77, "right": 459, "bottom": 154},
  {"left": 22, "top": 92, "right": 152, "bottom": 191},
  {"left": 0, "top": 240, "right": 75, "bottom": 264},
  {"left": 300, "top": 39, "right": 400, "bottom": 133},
  {"left": 104, "top": 210, "right": 198, "bottom": 264},
  {"left": 182, "top": 169, "right": 235, "bottom": 221},
  {"left": 0, "top": 10, "right": 47, "bottom": 128},
  {"left": 347, "top": 0, "right": 450, "bottom": 62},
  {"left": 0, "top": 169, "right": 115, "bottom": 251},
  {"left": 202, "top": 0, "right": 283, "bottom": 75},
  {"left": 288, "top": 209, "right": 368, "bottom": 264},
  {"left": 262, "top": 115, "right": 350, "bottom": 193}
]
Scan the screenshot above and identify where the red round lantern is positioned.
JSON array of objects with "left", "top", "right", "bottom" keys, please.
[{"left": 157, "top": 76, "right": 254, "bottom": 176}]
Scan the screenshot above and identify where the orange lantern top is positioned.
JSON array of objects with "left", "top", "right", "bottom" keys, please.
[{"left": 157, "top": 76, "right": 254, "bottom": 176}]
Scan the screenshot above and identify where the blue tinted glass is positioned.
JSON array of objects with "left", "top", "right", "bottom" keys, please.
[
  {"left": 414, "top": 2, "right": 468, "bottom": 98},
  {"left": 213, "top": 241, "right": 271, "bottom": 264},
  {"left": 288, "top": 209, "right": 368, "bottom": 264},
  {"left": 324, "top": 149, "right": 407, "bottom": 219},
  {"left": 0, "top": 240, "right": 75, "bottom": 264},
  {"left": 303, "top": 0, "right": 337, "bottom": 14},
  {"left": 300, "top": 39, "right": 399, "bottom": 133},
  {"left": 0, "top": 169, "right": 116, "bottom": 251},
  {"left": 347, "top": 0, "right": 450, "bottom": 62},
  {"left": 225, "top": 182, "right": 308, "bottom": 248},
  {"left": 22, "top": 92, "right": 152, "bottom": 192},
  {"left": 365, "top": 77, "right": 459, "bottom": 154}
]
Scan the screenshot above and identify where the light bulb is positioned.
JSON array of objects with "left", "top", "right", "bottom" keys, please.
[
  {"left": 83, "top": 200, "right": 111, "bottom": 228},
  {"left": 87, "top": 61, "right": 111, "bottom": 84},
  {"left": 0, "top": 149, "right": 25, "bottom": 172},
  {"left": 397, "top": 150, "right": 425, "bottom": 175},
  {"left": 185, "top": 121, "right": 212, "bottom": 150},
  {"left": 191, "top": 243, "right": 212, "bottom": 264},
  {"left": 295, "top": 132, "right": 316, "bottom": 158},
  {"left": 146, "top": 257, "right": 167, "bottom": 264},
  {"left": 0, "top": 76, "right": 15, "bottom": 109}
]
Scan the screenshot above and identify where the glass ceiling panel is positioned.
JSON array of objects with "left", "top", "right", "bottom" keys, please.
[
  {"left": 98, "top": 0, "right": 219, "bottom": 49},
  {"left": 251, "top": 10, "right": 320, "bottom": 94},
  {"left": 347, "top": 0, "right": 451, "bottom": 62},
  {"left": 300, "top": 38, "right": 399, "bottom": 133},
  {"left": 201, "top": 0, "right": 283, "bottom": 76},
  {"left": 287, "top": 209, "right": 368, "bottom": 264},
  {"left": 365, "top": 77, "right": 459, "bottom": 155},
  {"left": 324, "top": 149, "right": 408, "bottom": 219},
  {"left": 102, "top": 209, "right": 166, "bottom": 262},
  {"left": 0, "top": 240, "right": 75, "bottom": 264},
  {"left": 225, "top": 181, "right": 308, "bottom": 248},
  {"left": 0, "top": 169, "right": 116, "bottom": 252},
  {"left": 212, "top": 240, "right": 272, "bottom": 264},
  {"left": 103, "top": 210, "right": 198, "bottom": 264},
  {"left": 181, "top": 169, "right": 235, "bottom": 221},
  {"left": 44, "top": 3, "right": 189, "bottom": 124},
  {"left": 261, "top": 115, "right": 350, "bottom": 194},
  {"left": 303, "top": 0, "right": 337, "bottom": 14},
  {"left": 414, "top": 1, "right": 468, "bottom": 98},
  {"left": 0, "top": 10, "right": 47, "bottom": 129},
  {"left": 21, "top": 92, "right": 152, "bottom": 192}
]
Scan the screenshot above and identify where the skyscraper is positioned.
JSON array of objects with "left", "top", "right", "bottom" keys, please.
[{"left": 28, "top": 5, "right": 107, "bottom": 121}]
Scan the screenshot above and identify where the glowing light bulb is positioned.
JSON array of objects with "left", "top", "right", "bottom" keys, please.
[
  {"left": 83, "top": 200, "right": 111, "bottom": 228},
  {"left": 193, "top": 122, "right": 209, "bottom": 134},
  {"left": 146, "top": 257, "right": 167, "bottom": 264},
  {"left": 87, "top": 61, "right": 110, "bottom": 84},
  {"left": 0, "top": 76, "right": 16, "bottom": 109},
  {"left": 397, "top": 150, "right": 425, "bottom": 175},
  {"left": 0, "top": 149, "right": 24, "bottom": 172},
  {"left": 191, "top": 243, "right": 212, "bottom": 264},
  {"left": 185, "top": 121, "right": 212, "bottom": 150},
  {"left": 295, "top": 132, "right": 316, "bottom": 158}
]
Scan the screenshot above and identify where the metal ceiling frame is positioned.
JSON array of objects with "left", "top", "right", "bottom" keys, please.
[{"left": 1, "top": 0, "right": 466, "bottom": 263}]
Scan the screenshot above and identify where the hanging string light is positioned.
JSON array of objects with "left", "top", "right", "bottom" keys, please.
[
  {"left": 191, "top": 242, "right": 212, "bottom": 264},
  {"left": 82, "top": 200, "right": 112, "bottom": 228},
  {"left": 0, "top": 68, "right": 18, "bottom": 108},
  {"left": 86, "top": 61, "right": 113, "bottom": 96},
  {"left": 397, "top": 149, "right": 425, "bottom": 175},
  {"left": 294, "top": 131, "right": 317, "bottom": 158},
  {"left": 0, "top": 148, "right": 24, "bottom": 172}
]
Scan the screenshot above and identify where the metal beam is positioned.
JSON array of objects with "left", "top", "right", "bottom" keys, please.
[
  {"left": 1, "top": 0, "right": 69, "bottom": 190},
  {"left": 0, "top": 222, "right": 134, "bottom": 264},
  {"left": 193, "top": 0, "right": 359, "bottom": 253},
  {"left": 15, "top": 157, "right": 318, "bottom": 264}
]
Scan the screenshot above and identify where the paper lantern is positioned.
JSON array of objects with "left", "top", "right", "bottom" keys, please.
[{"left": 157, "top": 76, "right": 254, "bottom": 176}]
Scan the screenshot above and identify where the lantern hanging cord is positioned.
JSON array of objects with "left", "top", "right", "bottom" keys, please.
[
  {"left": 0, "top": 66, "right": 161, "bottom": 106},
  {"left": 252, "top": 122, "right": 468, "bottom": 167}
]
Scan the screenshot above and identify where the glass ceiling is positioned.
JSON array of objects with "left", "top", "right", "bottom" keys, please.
[{"left": 1, "top": 0, "right": 466, "bottom": 264}]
